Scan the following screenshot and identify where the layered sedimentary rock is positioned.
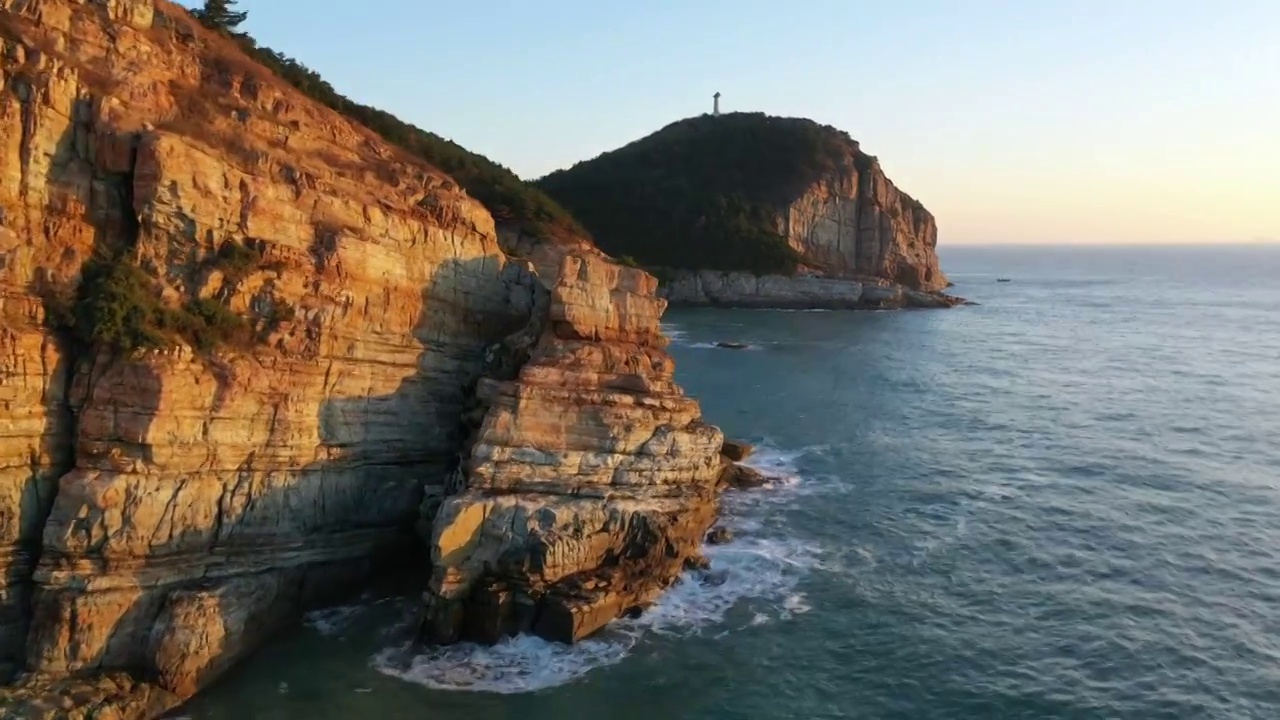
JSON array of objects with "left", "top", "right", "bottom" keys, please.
[
  {"left": 780, "top": 156, "right": 948, "bottom": 291},
  {"left": 662, "top": 270, "right": 963, "bottom": 310},
  {"left": 1, "top": 0, "right": 542, "bottom": 711},
  {"left": 420, "top": 253, "right": 724, "bottom": 645}
]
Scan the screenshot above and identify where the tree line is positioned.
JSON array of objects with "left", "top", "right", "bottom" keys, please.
[{"left": 190, "top": 1, "right": 584, "bottom": 244}]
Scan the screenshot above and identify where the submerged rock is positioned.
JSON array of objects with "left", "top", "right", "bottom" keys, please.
[
  {"left": 684, "top": 554, "right": 712, "bottom": 572},
  {"left": 697, "top": 568, "right": 729, "bottom": 587},
  {"left": 706, "top": 527, "right": 735, "bottom": 545}
]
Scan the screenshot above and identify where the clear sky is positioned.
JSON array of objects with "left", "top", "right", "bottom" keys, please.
[{"left": 181, "top": 1, "right": 1279, "bottom": 245}]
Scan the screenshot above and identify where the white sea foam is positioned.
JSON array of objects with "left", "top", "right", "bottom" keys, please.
[
  {"left": 370, "top": 437, "right": 822, "bottom": 695},
  {"left": 740, "top": 444, "right": 806, "bottom": 483},
  {"left": 304, "top": 604, "right": 366, "bottom": 637},
  {"left": 371, "top": 633, "right": 637, "bottom": 694},
  {"left": 781, "top": 593, "right": 813, "bottom": 618}
]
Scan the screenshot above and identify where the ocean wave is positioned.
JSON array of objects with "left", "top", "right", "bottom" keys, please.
[
  {"left": 371, "top": 531, "right": 819, "bottom": 694},
  {"left": 684, "top": 341, "right": 764, "bottom": 350},
  {"left": 371, "top": 632, "right": 636, "bottom": 694},
  {"left": 370, "top": 437, "right": 821, "bottom": 695}
]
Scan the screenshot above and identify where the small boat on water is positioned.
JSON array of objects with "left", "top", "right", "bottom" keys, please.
[{"left": 996, "top": 278, "right": 1012, "bottom": 283}]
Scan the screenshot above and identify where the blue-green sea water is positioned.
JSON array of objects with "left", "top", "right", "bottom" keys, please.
[{"left": 181, "top": 245, "right": 1280, "bottom": 719}]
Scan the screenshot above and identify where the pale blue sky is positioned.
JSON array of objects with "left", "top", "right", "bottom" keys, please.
[{"left": 182, "top": 1, "right": 1279, "bottom": 244}]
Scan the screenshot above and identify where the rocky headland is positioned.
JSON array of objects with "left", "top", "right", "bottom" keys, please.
[
  {"left": 0, "top": 1, "right": 956, "bottom": 716},
  {"left": 538, "top": 112, "right": 959, "bottom": 309},
  {"left": 0, "top": 1, "right": 734, "bottom": 716}
]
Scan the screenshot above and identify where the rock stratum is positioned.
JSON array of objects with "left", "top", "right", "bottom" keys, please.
[
  {"left": 420, "top": 254, "right": 723, "bottom": 645},
  {"left": 661, "top": 271, "right": 964, "bottom": 310},
  {"left": 538, "top": 112, "right": 951, "bottom": 294},
  {"left": 0, "top": 2, "right": 721, "bottom": 716}
]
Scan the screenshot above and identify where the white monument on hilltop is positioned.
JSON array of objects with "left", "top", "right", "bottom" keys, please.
[{"left": 713, "top": 92, "right": 721, "bottom": 116}]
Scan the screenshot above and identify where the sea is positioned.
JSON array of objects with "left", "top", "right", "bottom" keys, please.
[{"left": 180, "top": 244, "right": 1280, "bottom": 719}]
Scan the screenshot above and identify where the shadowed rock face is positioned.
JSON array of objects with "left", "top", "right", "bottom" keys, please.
[
  {"left": 421, "top": 253, "right": 724, "bottom": 645},
  {"left": 0, "top": 0, "right": 549, "bottom": 712}
]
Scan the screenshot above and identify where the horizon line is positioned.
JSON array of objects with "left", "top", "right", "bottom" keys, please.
[{"left": 941, "top": 239, "right": 1279, "bottom": 248}]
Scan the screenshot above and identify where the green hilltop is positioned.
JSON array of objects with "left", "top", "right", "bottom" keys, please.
[{"left": 537, "top": 112, "right": 875, "bottom": 275}]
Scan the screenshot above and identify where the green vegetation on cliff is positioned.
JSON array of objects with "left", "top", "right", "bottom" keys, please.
[
  {"left": 40, "top": 239, "right": 285, "bottom": 355},
  {"left": 183, "top": 3, "right": 583, "bottom": 245},
  {"left": 537, "top": 113, "right": 870, "bottom": 275}
]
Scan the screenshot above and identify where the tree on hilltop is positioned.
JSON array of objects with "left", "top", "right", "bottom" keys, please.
[{"left": 193, "top": 0, "right": 248, "bottom": 32}]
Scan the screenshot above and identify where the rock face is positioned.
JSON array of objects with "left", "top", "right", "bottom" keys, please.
[
  {"left": 662, "top": 271, "right": 963, "bottom": 309},
  {"left": 0, "top": 0, "right": 569, "bottom": 712},
  {"left": 420, "top": 253, "right": 723, "bottom": 645},
  {"left": 781, "top": 158, "right": 948, "bottom": 291}
]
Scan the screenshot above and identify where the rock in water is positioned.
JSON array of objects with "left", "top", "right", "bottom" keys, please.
[
  {"left": 719, "top": 463, "right": 772, "bottom": 490},
  {"left": 684, "top": 554, "right": 712, "bottom": 572},
  {"left": 706, "top": 527, "right": 735, "bottom": 545},
  {"left": 721, "top": 439, "right": 755, "bottom": 462},
  {"left": 420, "top": 254, "right": 724, "bottom": 645}
]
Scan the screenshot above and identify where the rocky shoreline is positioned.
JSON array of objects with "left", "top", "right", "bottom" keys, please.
[
  {"left": 0, "top": 2, "right": 779, "bottom": 716},
  {"left": 661, "top": 270, "right": 966, "bottom": 310},
  {"left": 0, "top": 1, "right": 954, "bottom": 716}
]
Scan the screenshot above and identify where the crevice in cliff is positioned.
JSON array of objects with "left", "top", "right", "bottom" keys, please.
[
  {"left": 852, "top": 158, "right": 870, "bottom": 276},
  {"left": 14, "top": 74, "right": 37, "bottom": 206},
  {"left": 438, "top": 273, "right": 551, "bottom": 514},
  {"left": 14, "top": 127, "right": 145, "bottom": 677}
]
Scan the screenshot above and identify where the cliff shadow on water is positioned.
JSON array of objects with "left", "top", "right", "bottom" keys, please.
[{"left": 5, "top": 254, "right": 521, "bottom": 715}]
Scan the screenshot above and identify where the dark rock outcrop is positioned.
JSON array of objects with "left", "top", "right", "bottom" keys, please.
[{"left": 720, "top": 440, "right": 754, "bottom": 462}]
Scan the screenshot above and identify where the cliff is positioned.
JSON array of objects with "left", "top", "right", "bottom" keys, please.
[
  {"left": 537, "top": 112, "right": 950, "bottom": 292},
  {"left": 0, "top": 1, "right": 722, "bottom": 716},
  {"left": 420, "top": 253, "right": 723, "bottom": 645}
]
